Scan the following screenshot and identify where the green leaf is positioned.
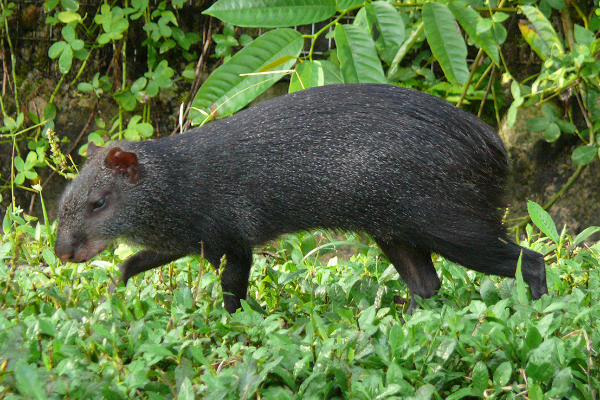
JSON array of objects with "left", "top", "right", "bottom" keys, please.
[
  {"left": 364, "top": 1, "right": 405, "bottom": 63},
  {"left": 337, "top": 0, "right": 364, "bottom": 10},
  {"left": 448, "top": 0, "right": 500, "bottom": 65},
  {"left": 43, "top": 103, "right": 56, "bottom": 120},
  {"left": 48, "top": 41, "right": 66, "bottom": 59},
  {"left": 545, "top": 0, "right": 565, "bottom": 10},
  {"left": 24, "top": 151, "right": 38, "bottom": 169},
  {"left": 544, "top": 122, "right": 560, "bottom": 141},
  {"left": 70, "top": 39, "right": 84, "bottom": 51},
  {"left": 131, "top": 77, "right": 147, "bottom": 93},
  {"left": 526, "top": 117, "right": 549, "bottom": 132},
  {"left": 190, "top": 28, "right": 303, "bottom": 125},
  {"left": 178, "top": 377, "right": 195, "bottom": 400},
  {"left": 524, "top": 325, "right": 543, "bottom": 351},
  {"left": 58, "top": 44, "right": 73, "bottom": 74},
  {"left": 78, "top": 82, "right": 93, "bottom": 92},
  {"left": 550, "top": 368, "right": 572, "bottom": 396},
  {"left": 527, "top": 201, "right": 559, "bottom": 243},
  {"left": 574, "top": 24, "right": 594, "bottom": 47},
  {"left": 203, "top": 0, "right": 337, "bottom": 28},
  {"left": 572, "top": 226, "right": 600, "bottom": 247},
  {"left": 515, "top": 253, "right": 528, "bottom": 303},
  {"left": 422, "top": 2, "right": 469, "bottom": 85},
  {"left": 14, "top": 156, "right": 25, "bottom": 171},
  {"left": 60, "top": 0, "right": 79, "bottom": 12},
  {"left": 571, "top": 144, "right": 597, "bottom": 166},
  {"left": 472, "top": 361, "right": 488, "bottom": 396},
  {"left": 555, "top": 119, "right": 576, "bottom": 133},
  {"left": 56, "top": 11, "right": 82, "bottom": 23},
  {"left": 334, "top": 24, "right": 385, "bottom": 83},
  {"left": 62, "top": 24, "right": 75, "bottom": 42},
  {"left": 519, "top": 6, "right": 564, "bottom": 60},
  {"left": 525, "top": 340, "right": 557, "bottom": 382},
  {"left": 44, "top": 0, "right": 60, "bottom": 12},
  {"left": 113, "top": 89, "right": 137, "bottom": 111},
  {"left": 493, "top": 362, "right": 512, "bottom": 387},
  {"left": 14, "top": 362, "right": 49, "bottom": 400},
  {"left": 289, "top": 60, "right": 343, "bottom": 92}
]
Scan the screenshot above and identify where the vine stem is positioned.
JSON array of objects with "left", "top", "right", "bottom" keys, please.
[
  {"left": 305, "top": 4, "right": 363, "bottom": 62},
  {"left": 0, "top": 0, "right": 18, "bottom": 109},
  {"left": 513, "top": 164, "right": 587, "bottom": 230},
  {"left": 456, "top": 48, "right": 484, "bottom": 109}
]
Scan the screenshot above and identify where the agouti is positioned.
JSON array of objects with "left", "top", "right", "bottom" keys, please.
[{"left": 54, "top": 83, "right": 548, "bottom": 313}]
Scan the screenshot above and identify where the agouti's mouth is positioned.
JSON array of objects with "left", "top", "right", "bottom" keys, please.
[{"left": 55, "top": 238, "right": 110, "bottom": 263}]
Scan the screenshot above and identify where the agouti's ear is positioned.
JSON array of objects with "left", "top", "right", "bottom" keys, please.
[
  {"left": 87, "top": 142, "right": 99, "bottom": 157},
  {"left": 106, "top": 147, "right": 140, "bottom": 183}
]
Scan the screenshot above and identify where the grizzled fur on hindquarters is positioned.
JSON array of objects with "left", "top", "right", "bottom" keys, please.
[{"left": 54, "top": 83, "right": 548, "bottom": 313}]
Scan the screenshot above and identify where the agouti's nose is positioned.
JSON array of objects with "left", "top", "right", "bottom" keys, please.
[{"left": 54, "top": 242, "right": 74, "bottom": 262}]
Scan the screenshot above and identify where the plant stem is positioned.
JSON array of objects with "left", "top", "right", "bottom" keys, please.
[
  {"left": 0, "top": 0, "right": 18, "bottom": 109},
  {"left": 513, "top": 164, "right": 587, "bottom": 230},
  {"left": 457, "top": 49, "right": 484, "bottom": 109}
]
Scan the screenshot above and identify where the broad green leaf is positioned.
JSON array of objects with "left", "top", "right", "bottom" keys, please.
[
  {"left": 337, "top": 0, "right": 364, "bottom": 10},
  {"left": 572, "top": 226, "right": 600, "bottom": 247},
  {"left": 519, "top": 6, "right": 564, "bottom": 60},
  {"left": 363, "top": 1, "right": 404, "bottom": 63},
  {"left": 551, "top": 368, "right": 572, "bottom": 396},
  {"left": 555, "top": 119, "right": 576, "bottom": 133},
  {"left": 515, "top": 253, "right": 528, "bottom": 303},
  {"left": 14, "top": 362, "right": 49, "bottom": 400},
  {"left": 44, "top": 0, "right": 60, "bottom": 12},
  {"left": 58, "top": 44, "right": 73, "bottom": 74},
  {"left": 571, "top": 144, "right": 597, "bottom": 166},
  {"left": 48, "top": 41, "right": 66, "bottom": 59},
  {"left": 60, "top": 0, "right": 79, "bottom": 11},
  {"left": 131, "top": 77, "right": 147, "bottom": 93},
  {"left": 204, "top": 0, "right": 336, "bottom": 28},
  {"left": 472, "top": 361, "right": 488, "bottom": 396},
  {"left": 62, "top": 24, "right": 75, "bottom": 42},
  {"left": 113, "top": 89, "right": 137, "bottom": 111},
  {"left": 44, "top": 103, "right": 56, "bottom": 120},
  {"left": 506, "top": 80, "right": 523, "bottom": 127},
  {"left": 387, "top": 22, "right": 424, "bottom": 82},
  {"left": 526, "top": 117, "right": 549, "bottom": 132},
  {"left": 544, "top": 122, "right": 560, "bottom": 141},
  {"left": 448, "top": 0, "right": 500, "bottom": 65},
  {"left": 14, "top": 156, "right": 25, "bottom": 171},
  {"left": 527, "top": 201, "right": 559, "bottom": 243},
  {"left": 574, "top": 24, "right": 594, "bottom": 46},
  {"left": 70, "top": 39, "right": 84, "bottom": 51},
  {"left": 525, "top": 340, "right": 557, "bottom": 382},
  {"left": 178, "top": 377, "right": 195, "bottom": 400},
  {"left": 57, "top": 11, "right": 82, "bottom": 23},
  {"left": 493, "top": 362, "right": 512, "bottom": 387},
  {"left": 78, "top": 82, "right": 93, "bottom": 92},
  {"left": 334, "top": 24, "right": 385, "bottom": 83},
  {"left": 190, "top": 28, "right": 303, "bottom": 125},
  {"left": 289, "top": 60, "right": 343, "bottom": 92},
  {"left": 545, "top": 0, "right": 565, "bottom": 10},
  {"left": 422, "top": 2, "right": 469, "bottom": 85}
]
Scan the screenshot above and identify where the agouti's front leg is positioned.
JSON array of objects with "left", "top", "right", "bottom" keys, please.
[{"left": 108, "top": 250, "right": 181, "bottom": 292}]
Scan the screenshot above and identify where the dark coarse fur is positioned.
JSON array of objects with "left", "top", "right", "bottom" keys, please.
[{"left": 55, "top": 83, "right": 548, "bottom": 313}]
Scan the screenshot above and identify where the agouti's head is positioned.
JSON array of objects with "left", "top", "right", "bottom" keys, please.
[{"left": 54, "top": 143, "right": 141, "bottom": 263}]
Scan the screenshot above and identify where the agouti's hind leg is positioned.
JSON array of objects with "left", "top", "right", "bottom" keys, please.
[
  {"left": 375, "top": 239, "right": 440, "bottom": 314},
  {"left": 207, "top": 248, "right": 254, "bottom": 314}
]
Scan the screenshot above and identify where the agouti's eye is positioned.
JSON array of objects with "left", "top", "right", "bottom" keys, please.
[{"left": 92, "top": 196, "right": 106, "bottom": 211}]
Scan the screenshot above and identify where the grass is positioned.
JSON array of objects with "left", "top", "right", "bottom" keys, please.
[{"left": 0, "top": 205, "right": 599, "bottom": 399}]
